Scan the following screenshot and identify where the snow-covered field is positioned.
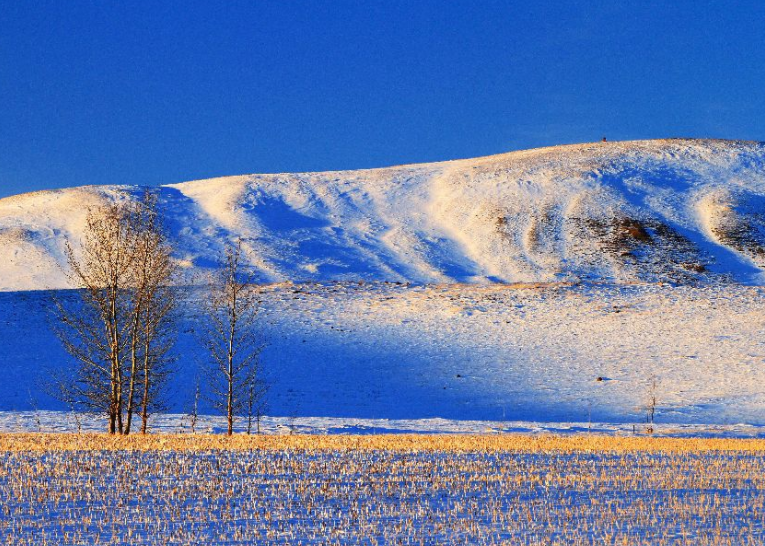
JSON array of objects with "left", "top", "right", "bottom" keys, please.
[
  {"left": 2, "top": 139, "right": 765, "bottom": 433},
  {"left": 1, "top": 281, "right": 765, "bottom": 434},
  {"left": 4, "top": 438, "right": 765, "bottom": 545}
]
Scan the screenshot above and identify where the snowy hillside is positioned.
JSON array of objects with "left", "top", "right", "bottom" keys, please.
[
  {"left": 4, "top": 139, "right": 765, "bottom": 434},
  {"left": 3, "top": 138, "right": 765, "bottom": 291},
  {"left": 2, "top": 282, "right": 765, "bottom": 434}
]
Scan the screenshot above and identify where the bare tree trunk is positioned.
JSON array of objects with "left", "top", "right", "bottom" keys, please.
[
  {"left": 115, "top": 339, "right": 124, "bottom": 435},
  {"left": 109, "top": 393, "right": 117, "bottom": 435},
  {"left": 227, "top": 318, "right": 236, "bottom": 436},
  {"left": 124, "top": 332, "right": 140, "bottom": 435},
  {"left": 140, "top": 327, "right": 151, "bottom": 434},
  {"left": 111, "top": 351, "right": 121, "bottom": 434}
]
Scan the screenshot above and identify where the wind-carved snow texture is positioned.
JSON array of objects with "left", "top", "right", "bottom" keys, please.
[{"left": 2, "top": 139, "right": 765, "bottom": 291}]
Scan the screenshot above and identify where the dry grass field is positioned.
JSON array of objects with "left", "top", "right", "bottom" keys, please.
[
  {"left": 3, "top": 433, "right": 765, "bottom": 452},
  {"left": 2, "top": 434, "right": 765, "bottom": 544}
]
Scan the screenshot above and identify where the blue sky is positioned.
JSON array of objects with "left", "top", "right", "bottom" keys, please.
[{"left": 1, "top": 0, "right": 764, "bottom": 198}]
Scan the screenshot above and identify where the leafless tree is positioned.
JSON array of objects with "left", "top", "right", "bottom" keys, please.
[
  {"left": 52, "top": 191, "right": 177, "bottom": 434},
  {"left": 124, "top": 192, "right": 178, "bottom": 434},
  {"left": 53, "top": 200, "right": 137, "bottom": 433},
  {"left": 200, "top": 240, "right": 266, "bottom": 435}
]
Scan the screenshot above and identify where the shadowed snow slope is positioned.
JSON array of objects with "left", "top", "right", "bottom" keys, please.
[
  {"left": 3, "top": 139, "right": 765, "bottom": 291},
  {"left": 3, "top": 283, "right": 765, "bottom": 429}
]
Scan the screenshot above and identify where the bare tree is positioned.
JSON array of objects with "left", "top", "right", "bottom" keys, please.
[
  {"left": 52, "top": 191, "right": 177, "bottom": 434},
  {"left": 124, "top": 192, "right": 178, "bottom": 434},
  {"left": 200, "top": 240, "right": 266, "bottom": 436},
  {"left": 54, "top": 201, "right": 138, "bottom": 433}
]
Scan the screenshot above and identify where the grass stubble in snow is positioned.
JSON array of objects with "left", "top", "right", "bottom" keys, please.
[{"left": 2, "top": 434, "right": 765, "bottom": 545}]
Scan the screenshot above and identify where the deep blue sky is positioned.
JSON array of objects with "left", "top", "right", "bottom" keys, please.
[{"left": 1, "top": 1, "right": 764, "bottom": 198}]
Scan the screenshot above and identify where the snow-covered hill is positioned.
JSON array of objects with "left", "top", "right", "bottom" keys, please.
[
  {"left": 4, "top": 139, "right": 765, "bottom": 434},
  {"left": 3, "top": 138, "right": 765, "bottom": 291}
]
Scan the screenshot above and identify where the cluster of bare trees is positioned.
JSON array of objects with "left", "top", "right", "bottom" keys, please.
[{"left": 53, "top": 192, "right": 266, "bottom": 435}]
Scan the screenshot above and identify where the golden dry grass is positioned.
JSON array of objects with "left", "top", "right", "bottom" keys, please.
[{"left": 1, "top": 432, "right": 765, "bottom": 453}]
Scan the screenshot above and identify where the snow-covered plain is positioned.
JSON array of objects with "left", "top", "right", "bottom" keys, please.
[{"left": 2, "top": 139, "right": 765, "bottom": 433}]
